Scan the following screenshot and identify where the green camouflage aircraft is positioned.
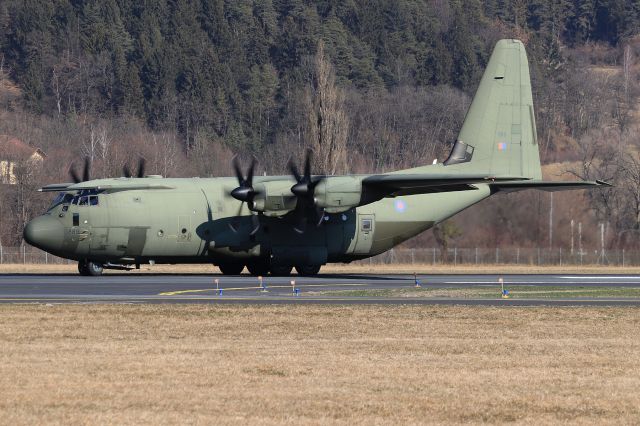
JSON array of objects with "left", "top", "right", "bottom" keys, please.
[{"left": 24, "top": 39, "right": 608, "bottom": 276}]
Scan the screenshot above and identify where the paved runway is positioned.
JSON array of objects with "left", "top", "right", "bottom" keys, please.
[{"left": 2, "top": 273, "right": 640, "bottom": 306}]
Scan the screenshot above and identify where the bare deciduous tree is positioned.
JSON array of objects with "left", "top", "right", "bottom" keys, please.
[{"left": 306, "top": 41, "right": 349, "bottom": 175}]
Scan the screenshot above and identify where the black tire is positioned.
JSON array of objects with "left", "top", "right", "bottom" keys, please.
[
  {"left": 78, "top": 260, "right": 103, "bottom": 276},
  {"left": 270, "top": 264, "right": 293, "bottom": 276},
  {"left": 295, "top": 264, "right": 321, "bottom": 276},
  {"left": 77, "top": 261, "right": 89, "bottom": 276},
  {"left": 86, "top": 261, "right": 104, "bottom": 276},
  {"left": 246, "top": 259, "right": 270, "bottom": 276},
  {"left": 218, "top": 262, "right": 245, "bottom": 275}
]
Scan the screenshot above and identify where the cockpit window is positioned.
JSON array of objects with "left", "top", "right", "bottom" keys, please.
[
  {"left": 48, "top": 192, "right": 75, "bottom": 211},
  {"left": 48, "top": 190, "right": 103, "bottom": 211}
]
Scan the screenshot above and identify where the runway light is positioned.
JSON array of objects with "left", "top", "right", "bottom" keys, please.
[
  {"left": 259, "top": 276, "right": 268, "bottom": 293},
  {"left": 500, "top": 277, "right": 509, "bottom": 299}
]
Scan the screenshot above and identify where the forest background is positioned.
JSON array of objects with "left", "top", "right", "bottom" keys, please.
[{"left": 1, "top": 0, "right": 640, "bottom": 252}]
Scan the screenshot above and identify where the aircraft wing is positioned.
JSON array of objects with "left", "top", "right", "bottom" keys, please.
[
  {"left": 39, "top": 182, "right": 176, "bottom": 192},
  {"left": 39, "top": 183, "right": 75, "bottom": 192},
  {"left": 490, "top": 179, "right": 612, "bottom": 193},
  {"left": 361, "top": 174, "right": 527, "bottom": 197}
]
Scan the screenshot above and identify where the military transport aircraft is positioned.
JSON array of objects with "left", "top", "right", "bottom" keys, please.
[{"left": 23, "top": 39, "right": 608, "bottom": 276}]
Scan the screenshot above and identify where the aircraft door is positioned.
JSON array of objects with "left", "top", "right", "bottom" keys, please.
[
  {"left": 172, "top": 193, "right": 208, "bottom": 256},
  {"left": 69, "top": 194, "right": 93, "bottom": 255},
  {"left": 89, "top": 193, "right": 109, "bottom": 255},
  {"left": 353, "top": 214, "right": 375, "bottom": 254}
]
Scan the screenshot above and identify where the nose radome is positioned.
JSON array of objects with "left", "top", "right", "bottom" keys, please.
[{"left": 23, "top": 215, "right": 64, "bottom": 252}]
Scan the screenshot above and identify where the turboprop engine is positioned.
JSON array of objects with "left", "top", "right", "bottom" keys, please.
[{"left": 250, "top": 176, "right": 363, "bottom": 215}]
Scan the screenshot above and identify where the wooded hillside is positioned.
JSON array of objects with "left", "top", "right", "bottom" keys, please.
[{"left": 1, "top": 0, "right": 639, "bottom": 250}]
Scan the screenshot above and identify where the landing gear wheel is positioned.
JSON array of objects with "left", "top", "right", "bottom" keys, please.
[
  {"left": 295, "top": 264, "right": 321, "bottom": 276},
  {"left": 246, "top": 259, "right": 270, "bottom": 276},
  {"left": 78, "top": 260, "right": 103, "bottom": 276},
  {"left": 86, "top": 261, "right": 104, "bottom": 276},
  {"left": 77, "top": 261, "right": 89, "bottom": 276},
  {"left": 270, "top": 264, "right": 293, "bottom": 276},
  {"left": 218, "top": 262, "right": 245, "bottom": 275}
]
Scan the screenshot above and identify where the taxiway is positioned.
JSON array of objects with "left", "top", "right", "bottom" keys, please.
[{"left": 1, "top": 273, "right": 640, "bottom": 305}]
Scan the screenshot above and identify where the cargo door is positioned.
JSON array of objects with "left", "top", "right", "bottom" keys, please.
[{"left": 353, "top": 214, "right": 375, "bottom": 254}]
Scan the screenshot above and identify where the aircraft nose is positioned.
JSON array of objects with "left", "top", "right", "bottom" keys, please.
[{"left": 23, "top": 215, "right": 64, "bottom": 252}]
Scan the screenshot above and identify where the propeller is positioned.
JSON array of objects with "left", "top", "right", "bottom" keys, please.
[
  {"left": 229, "top": 156, "right": 260, "bottom": 235},
  {"left": 287, "top": 149, "right": 325, "bottom": 233},
  {"left": 123, "top": 158, "right": 146, "bottom": 178},
  {"left": 69, "top": 157, "right": 91, "bottom": 183}
]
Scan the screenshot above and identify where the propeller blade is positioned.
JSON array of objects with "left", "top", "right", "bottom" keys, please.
[
  {"left": 137, "top": 158, "right": 146, "bottom": 178},
  {"left": 293, "top": 215, "right": 306, "bottom": 234},
  {"left": 249, "top": 214, "right": 260, "bottom": 236},
  {"left": 288, "top": 158, "right": 302, "bottom": 182},
  {"left": 69, "top": 164, "right": 81, "bottom": 184},
  {"left": 228, "top": 201, "right": 244, "bottom": 233},
  {"left": 82, "top": 157, "right": 91, "bottom": 182},
  {"left": 303, "top": 148, "right": 312, "bottom": 181},
  {"left": 232, "top": 155, "right": 244, "bottom": 185},
  {"left": 247, "top": 157, "right": 255, "bottom": 184}
]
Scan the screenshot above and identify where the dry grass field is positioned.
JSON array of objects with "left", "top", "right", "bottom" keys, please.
[
  {"left": 4, "top": 263, "right": 640, "bottom": 275},
  {"left": 1, "top": 305, "right": 639, "bottom": 425}
]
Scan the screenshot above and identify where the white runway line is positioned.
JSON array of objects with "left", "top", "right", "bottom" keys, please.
[{"left": 560, "top": 276, "right": 640, "bottom": 280}]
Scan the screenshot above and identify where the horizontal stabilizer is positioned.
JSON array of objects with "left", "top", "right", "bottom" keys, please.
[{"left": 491, "top": 180, "right": 611, "bottom": 193}]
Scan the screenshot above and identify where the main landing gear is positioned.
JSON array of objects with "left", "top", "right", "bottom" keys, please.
[
  {"left": 217, "top": 261, "right": 245, "bottom": 275},
  {"left": 78, "top": 260, "right": 104, "bottom": 276}
]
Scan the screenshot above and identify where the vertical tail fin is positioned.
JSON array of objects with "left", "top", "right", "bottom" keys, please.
[{"left": 444, "top": 39, "right": 542, "bottom": 179}]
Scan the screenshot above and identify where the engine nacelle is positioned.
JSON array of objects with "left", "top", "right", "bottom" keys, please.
[
  {"left": 313, "top": 176, "right": 363, "bottom": 213},
  {"left": 250, "top": 181, "right": 297, "bottom": 216}
]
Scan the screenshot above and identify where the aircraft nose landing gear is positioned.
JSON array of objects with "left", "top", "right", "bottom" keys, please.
[{"left": 78, "top": 260, "right": 104, "bottom": 276}]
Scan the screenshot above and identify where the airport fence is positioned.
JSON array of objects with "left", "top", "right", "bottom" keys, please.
[
  {"left": 357, "top": 247, "right": 638, "bottom": 266},
  {"left": 0, "top": 245, "right": 639, "bottom": 266}
]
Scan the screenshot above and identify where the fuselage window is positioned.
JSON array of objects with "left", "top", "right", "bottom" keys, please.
[
  {"left": 361, "top": 219, "right": 372, "bottom": 232},
  {"left": 89, "top": 195, "right": 99, "bottom": 206},
  {"left": 78, "top": 196, "right": 88, "bottom": 206},
  {"left": 72, "top": 196, "right": 79, "bottom": 205}
]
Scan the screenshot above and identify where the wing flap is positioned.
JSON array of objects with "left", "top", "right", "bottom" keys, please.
[
  {"left": 491, "top": 180, "right": 611, "bottom": 193},
  {"left": 362, "top": 174, "right": 526, "bottom": 198}
]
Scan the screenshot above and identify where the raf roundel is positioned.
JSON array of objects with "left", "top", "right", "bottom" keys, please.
[{"left": 394, "top": 199, "right": 407, "bottom": 213}]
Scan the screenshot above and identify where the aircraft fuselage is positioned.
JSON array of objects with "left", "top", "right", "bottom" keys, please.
[{"left": 25, "top": 177, "right": 491, "bottom": 270}]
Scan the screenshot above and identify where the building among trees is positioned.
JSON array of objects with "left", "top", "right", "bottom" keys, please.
[{"left": 0, "top": 135, "right": 45, "bottom": 185}]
